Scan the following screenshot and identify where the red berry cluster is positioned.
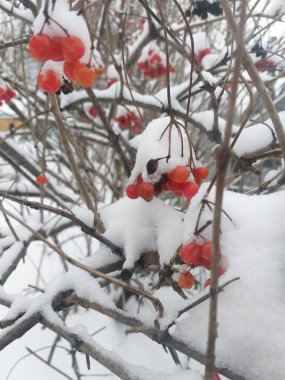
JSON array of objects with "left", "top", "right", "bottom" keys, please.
[
  {"left": 115, "top": 112, "right": 142, "bottom": 134},
  {"left": 29, "top": 34, "right": 96, "bottom": 92},
  {"left": 0, "top": 86, "right": 16, "bottom": 106},
  {"left": 255, "top": 58, "right": 276, "bottom": 71},
  {"left": 138, "top": 49, "right": 175, "bottom": 78},
  {"left": 179, "top": 240, "right": 226, "bottom": 288},
  {"left": 126, "top": 164, "right": 208, "bottom": 203},
  {"left": 195, "top": 48, "right": 211, "bottom": 64}
]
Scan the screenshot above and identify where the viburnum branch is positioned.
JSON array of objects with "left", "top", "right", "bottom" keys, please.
[
  {"left": 205, "top": 2, "right": 246, "bottom": 379},
  {"left": 49, "top": 93, "right": 95, "bottom": 211}
]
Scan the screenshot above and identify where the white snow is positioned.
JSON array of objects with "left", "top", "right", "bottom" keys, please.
[
  {"left": 172, "top": 189, "right": 285, "bottom": 380},
  {"left": 101, "top": 197, "right": 183, "bottom": 268}
]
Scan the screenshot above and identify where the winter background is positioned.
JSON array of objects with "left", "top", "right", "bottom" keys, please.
[{"left": 0, "top": 1, "right": 285, "bottom": 380}]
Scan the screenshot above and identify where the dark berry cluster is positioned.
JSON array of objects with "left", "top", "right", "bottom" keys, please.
[
  {"left": 191, "top": 1, "right": 223, "bottom": 20},
  {"left": 251, "top": 43, "right": 267, "bottom": 59}
]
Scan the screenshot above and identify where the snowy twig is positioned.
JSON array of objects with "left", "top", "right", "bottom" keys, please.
[{"left": 205, "top": 2, "right": 247, "bottom": 379}]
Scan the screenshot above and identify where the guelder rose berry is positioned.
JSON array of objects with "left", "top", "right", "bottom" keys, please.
[
  {"left": 37, "top": 69, "right": 61, "bottom": 93},
  {"left": 72, "top": 63, "right": 96, "bottom": 87},
  {"left": 61, "top": 36, "right": 85, "bottom": 62},
  {"left": 36, "top": 174, "right": 47, "bottom": 185},
  {"left": 169, "top": 166, "right": 190, "bottom": 183},
  {"left": 178, "top": 271, "right": 195, "bottom": 289},
  {"left": 29, "top": 35, "right": 54, "bottom": 61}
]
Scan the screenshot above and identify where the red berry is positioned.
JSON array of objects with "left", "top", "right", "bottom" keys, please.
[
  {"left": 37, "top": 69, "right": 61, "bottom": 93},
  {"left": 64, "top": 61, "right": 76, "bottom": 80},
  {"left": 200, "top": 240, "right": 212, "bottom": 261},
  {"left": 73, "top": 63, "right": 96, "bottom": 87},
  {"left": 61, "top": 36, "right": 85, "bottom": 62},
  {"left": 196, "top": 48, "right": 211, "bottom": 64},
  {"left": 180, "top": 242, "right": 201, "bottom": 266},
  {"left": 0, "top": 87, "right": 5, "bottom": 95},
  {"left": 137, "top": 182, "right": 154, "bottom": 202},
  {"left": 29, "top": 35, "right": 54, "bottom": 61},
  {"left": 169, "top": 166, "right": 190, "bottom": 183},
  {"left": 166, "top": 179, "right": 184, "bottom": 195},
  {"left": 126, "top": 184, "right": 139, "bottom": 199},
  {"left": 182, "top": 182, "right": 199, "bottom": 201},
  {"left": 178, "top": 271, "right": 195, "bottom": 289},
  {"left": 36, "top": 174, "right": 47, "bottom": 185},
  {"left": 89, "top": 106, "right": 97, "bottom": 118},
  {"left": 50, "top": 37, "right": 64, "bottom": 61},
  {"left": 192, "top": 166, "right": 209, "bottom": 183}
]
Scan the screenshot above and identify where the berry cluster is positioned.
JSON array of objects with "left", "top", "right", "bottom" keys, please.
[
  {"left": 0, "top": 85, "right": 16, "bottom": 106},
  {"left": 126, "top": 164, "right": 208, "bottom": 203},
  {"left": 179, "top": 240, "right": 226, "bottom": 288},
  {"left": 138, "top": 49, "right": 175, "bottom": 78},
  {"left": 191, "top": 1, "right": 223, "bottom": 19},
  {"left": 251, "top": 43, "right": 267, "bottom": 59},
  {"left": 255, "top": 58, "right": 276, "bottom": 71},
  {"left": 196, "top": 47, "right": 211, "bottom": 64},
  {"left": 29, "top": 34, "right": 96, "bottom": 92},
  {"left": 115, "top": 112, "right": 142, "bottom": 134}
]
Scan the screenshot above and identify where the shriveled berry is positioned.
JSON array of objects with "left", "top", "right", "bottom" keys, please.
[
  {"left": 146, "top": 159, "right": 158, "bottom": 175},
  {"left": 61, "top": 36, "right": 85, "bottom": 62},
  {"left": 137, "top": 182, "right": 154, "bottom": 202},
  {"left": 37, "top": 69, "right": 61, "bottom": 93},
  {"left": 126, "top": 184, "right": 139, "bottom": 199},
  {"left": 169, "top": 166, "right": 190, "bottom": 183},
  {"left": 178, "top": 271, "right": 195, "bottom": 289}
]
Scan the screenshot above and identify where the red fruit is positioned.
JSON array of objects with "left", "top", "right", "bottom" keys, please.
[
  {"left": 169, "top": 166, "right": 190, "bottom": 183},
  {"left": 61, "top": 36, "right": 85, "bottom": 62},
  {"left": 89, "top": 106, "right": 97, "bottom": 118},
  {"left": 137, "top": 182, "right": 154, "bottom": 202},
  {"left": 192, "top": 166, "right": 209, "bottom": 183},
  {"left": 204, "top": 267, "right": 226, "bottom": 288},
  {"left": 29, "top": 35, "right": 54, "bottom": 61},
  {"left": 37, "top": 69, "right": 61, "bottom": 93},
  {"left": 0, "top": 87, "right": 5, "bottom": 95},
  {"left": 50, "top": 37, "right": 64, "bottom": 61},
  {"left": 200, "top": 240, "right": 212, "bottom": 261},
  {"left": 180, "top": 242, "right": 201, "bottom": 266},
  {"left": 126, "top": 184, "right": 139, "bottom": 199},
  {"left": 182, "top": 182, "right": 199, "bottom": 201},
  {"left": 63, "top": 61, "right": 76, "bottom": 80},
  {"left": 200, "top": 257, "right": 212, "bottom": 270},
  {"left": 178, "top": 271, "right": 195, "bottom": 289},
  {"left": 36, "top": 174, "right": 47, "bottom": 185},
  {"left": 196, "top": 48, "right": 211, "bottom": 64},
  {"left": 166, "top": 179, "right": 184, "bottom": 195},
  {"left": 73, "top": 62, "right": 96, "bottom": 87},
  {"left": 136, "top": 174, "right": 143, "bottom": 185}
]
